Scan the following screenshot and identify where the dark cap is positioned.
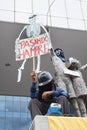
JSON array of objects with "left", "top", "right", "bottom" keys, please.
[
  {"left": 29, "top": 14, "right": 37, "bottom": 19},
  {"left": 38, "top": 71, "right": 53, "bottom": 86}
]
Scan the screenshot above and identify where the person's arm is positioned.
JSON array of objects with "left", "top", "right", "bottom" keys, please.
[
  {"left": 42, "top": 88, "right": 69, "bottom": 99},
  {"left": 30, "top": 71, "right": 38, "bottom": 98},
  {"left": 42, "top": 91, "right": 53, "bottom": 100},
  {"left": 53, "top": 88, "right": 69, "bottom": 98}
]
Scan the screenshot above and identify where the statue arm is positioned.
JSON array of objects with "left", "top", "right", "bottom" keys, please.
[{"left": 80, "top": 64, "right": 87, "bottom": 71}]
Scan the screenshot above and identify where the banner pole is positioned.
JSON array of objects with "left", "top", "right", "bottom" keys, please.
[{"left": 33, "top": 57, "right": 35, "bottom": 71}]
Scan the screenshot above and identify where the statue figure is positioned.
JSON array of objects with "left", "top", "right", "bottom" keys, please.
[
  {"left": 66, "top": 57, "right": 87, "bottom": 117},
  {"left": 49, "top": 48, "right": 81, "bottom": 116}
]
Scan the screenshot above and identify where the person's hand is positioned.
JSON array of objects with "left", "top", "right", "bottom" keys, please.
[
  {"left": 30, "top": 70, "right": 37, "bottom": 82},
  {"left": 42, "top": 91, "right": 53, "bottom": 100}
]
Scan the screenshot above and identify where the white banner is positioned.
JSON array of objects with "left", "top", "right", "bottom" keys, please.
[{"left": 15, "top": 33, "right": 49, "bottom": 61}]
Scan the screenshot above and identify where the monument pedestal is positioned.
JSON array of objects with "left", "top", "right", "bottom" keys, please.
[{"left": 29, "top": 115, "right": 87, "bottom": 130}]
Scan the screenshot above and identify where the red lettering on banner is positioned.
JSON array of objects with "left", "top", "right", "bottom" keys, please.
[
  {"left": 19, "top": 50, "right": 30, "bottom": 60},
  {"left": 20, "top": 35, "right": 48, "bottom": 49},
  {"left": 44, "top": 43, "right": 48, "bottom": 53},
  {"left": 29, "top": 39, "right": 36, "bottom": 45},
  {"left": 20, "top": 40, "right": 30, "bottom": 49},
  {"left": 20, "top": 41, "right": 25, "bottom": 49},
  {"left": 17, "top": 43, "right": 48, "bottom": 60}
]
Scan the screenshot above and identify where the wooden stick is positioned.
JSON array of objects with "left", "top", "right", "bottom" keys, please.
[{"left": 33, "top": 57, "right": 35, "bottom": 71}]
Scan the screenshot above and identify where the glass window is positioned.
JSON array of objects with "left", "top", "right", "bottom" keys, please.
[
  {"left": 6, "top": 96, "right": 14, "bottom": 112},
  {"left": 20, "top": 100, "right": 28, "bottom": 112},
  {"left": 0, "top": 95, "right": 31, "bottom": 130},
  {"left": 68, "top": 19, "right": 85, "bottom": 30},
  {"left": 6, "top": 112, "right": 13, "bottom": 118},
  {"left": 5, "top": 102, "right": 13, "bottom": 112},
  {"left": 21, "top": 112, "right": 28, "bottom": 118},
  {"left": 66, "top": 0, "right": 83, "bottom": 19},
  {"left": 15, "top": 12, "right": 32, "bottom": 23},
  {"left": 13, "top": 101, "right": 21, "bottom": 112},
  {"left": 0, "top": 111, "right": 5, "bottom": 118},
  {"left": 13, "top": 112, "right": 21, "bottom": 118},
  {"left": 51, "top": 0, "right": 67, "bottom": 17},
  {"left": 36, "top": 15, "right": 47, "bottom": 26},
  {"left": 0, "top": 96, "right": 5, "bottom": 101},
  {"left": 81, "top": 1, "right": 87, "bottom": 20},
  {"left": 81, "top": 0, "right": 87, "bottom": 1},
  {"left": 0, "top": 114, "right": 5, "bottom": 129},
  {"left": 51, "top": 16, "right": 68, "bottom": 28},
  {"left": 33, "top": 0, "right": 49, "bottom": 15},
  {"left": 6, "top": 96, "right": 13, "bottom": 100},
  {"left": 15, "top": 0, "right": 32, "bottom": 13},
  {"left": 0, "top": 101, "right": 5, "bottom": 112},
  {"left": 0, "top": 10, "right": 14, "bottom": 22},
  {"left": 84, "top": 20, "right": 87, "bottom": 29},
  {"left": 0, "top": 0, "right": 14, "bottom": 11},
  {"left": 20, "top": 96, "right": 29, "bottom": 101}
]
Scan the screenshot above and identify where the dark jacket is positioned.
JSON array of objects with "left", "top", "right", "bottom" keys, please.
[{"left": 30, "top": 82, "right": 69, "bottom": 102}]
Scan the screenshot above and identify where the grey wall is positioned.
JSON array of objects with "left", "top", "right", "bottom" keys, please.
[{"left": 0, "top": 21, "right": 87, "bottom": 96}]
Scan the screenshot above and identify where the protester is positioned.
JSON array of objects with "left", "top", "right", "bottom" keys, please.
[{"left": 28, "top": 70, "right": 69, "bottom": 120}]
